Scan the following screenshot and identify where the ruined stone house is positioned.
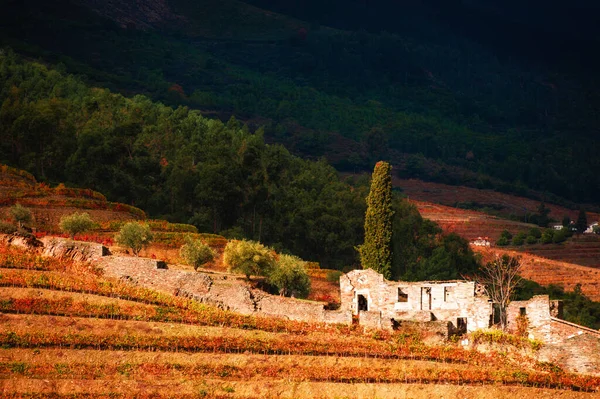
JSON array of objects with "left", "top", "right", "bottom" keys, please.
[{"left": 339, "top": 268, "right": 493, "bottom": 332}]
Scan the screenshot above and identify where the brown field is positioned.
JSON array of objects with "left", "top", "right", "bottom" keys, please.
[{"left": 395, "top": 178, "right": 600, "bottom": 222}]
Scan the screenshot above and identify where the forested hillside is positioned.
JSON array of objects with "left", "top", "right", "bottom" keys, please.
[
  {"left": 0, "top": 52, "right": 483, "bottom": 275},
  {"left": 1, "top": 0, "right": 599, "bottom": 206}
]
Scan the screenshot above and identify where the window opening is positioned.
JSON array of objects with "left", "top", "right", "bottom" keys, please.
[{"left": 397, "top": 287, "right": 408, "bottom": 302}]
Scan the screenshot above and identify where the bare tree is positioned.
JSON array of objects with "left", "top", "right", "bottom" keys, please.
[{"left": 476, "top": 254, "right": 522, "bottom": 330}]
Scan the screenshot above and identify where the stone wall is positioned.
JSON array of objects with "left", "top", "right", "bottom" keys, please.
[
  {"left": 507, "top": 296, "right": 553, "bottom": 342},
  {"left": 94, "top": 254, "right": 350, "bottom": 325},
  {"left": 359, "top": 310, "right": 383, "bottom": 329}
]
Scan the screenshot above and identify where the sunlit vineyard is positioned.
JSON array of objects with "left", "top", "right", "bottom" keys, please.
[{"left": 1, "top": 244, "right": 599, "bottom": 398}]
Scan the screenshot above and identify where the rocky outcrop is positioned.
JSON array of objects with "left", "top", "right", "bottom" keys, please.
[
  {"left": 41, "top": 237, "right": 109, "bottom": 262},
  {"left": 0, "top": 233, "right": 43, "bottom": 249}
]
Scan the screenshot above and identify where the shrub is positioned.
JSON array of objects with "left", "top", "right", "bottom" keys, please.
[
  {"left": 115, "top": 222, "right": 153, "bottom": 256},
  {"left": 553, "top": 228, "right": 567, "bottom": 244},
  {"left": 0, "top": 221, "right": 16, "bottom": 234},
  {"left": 9, "top": 204, "right": 32, "bottom": 228},
  {"left": 223, "top": 239, "right": 275, "bottom": 279},
  {"left": 525, "top": 235, "right": 538, "bottom": 245},
  {"left": 540, "top": 229, "right": 554, "bottom": 244},
  {"left": 59, "top": 212, "right": 95, "bottom": 239},
  {"left": 495, "top": 236, "right": 509, "bottom": 246},
  {"left": 268, "top": 254, "right": 311, "bottom": 298},
  {"left": 326, "top": 270, "right": 343, "bottom": 283},
  {"left": 179, "top": 236, "right": 215, "bottom": 270},
  {"left": 512, "top": 232, "right": 526, "bottom": 246},
  {"left": 528, "top": 228, "right": 542, "bottom": 239},
  {"left": 500, "top": 230, "right": 513, "bottom": 240}
]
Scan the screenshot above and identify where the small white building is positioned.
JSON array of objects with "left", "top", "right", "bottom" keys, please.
[
  {"left": 471, "top": 237, "right": 491, "bottom": 247},
  {"left": 584, "top": 222, "right": 598, "bottom": 234}
]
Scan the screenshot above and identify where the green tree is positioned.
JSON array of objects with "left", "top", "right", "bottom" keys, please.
[
  {"left": 59, "top": 212, "right": 95, "bottom": 239},
  {"left": 10, "top": 203, "right": 32, "bottom": 229},
  {"left": 267, "top": 254, "right": 311, "bottom": 298},
  {"left": 179, "top": 236, "right": 215, "bottom": 270},
  {"left": 535, "top": 203, "right": 551, "bottom": 227},
  {"left": 576, "top": 209, "right": 588, "bottom": 234},
  {"left": 223, "top": 239, "right": 275, "bottom": 279},
  {"left": 358, "top": 161, "right": 393, "bottom": 278},
  {"left": 115, "top": 222, "right": 153, "bottom": 256}
]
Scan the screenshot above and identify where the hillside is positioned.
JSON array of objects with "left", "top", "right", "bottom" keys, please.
[
  {"left": 0, "top": 164, "right": 144, "bottom": 232},
  {"left": 1, "top": 0, "right": 600, "bottom": 207},
  {"left": 1, "top": 243, "right": 599, "bottom": 398}
]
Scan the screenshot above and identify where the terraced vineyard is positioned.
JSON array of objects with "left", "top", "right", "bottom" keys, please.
[
  {"left": 1, "top": 245, "right": 599, "bottom": 398},
  {"left": 412, "top": 200, "right": 536, "bottom": 241},
  {"left": 517, "top": 236, "right": 600, "bottom": 269},
  {"left": 0, "top": 165, "right": 145, "bottom": 232}
]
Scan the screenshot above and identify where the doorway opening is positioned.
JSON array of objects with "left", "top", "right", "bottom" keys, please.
[{"left": 357, "top": 294, "right": 368, "bottom": 311}]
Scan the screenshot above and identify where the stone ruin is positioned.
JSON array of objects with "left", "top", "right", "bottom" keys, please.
[{"left": 339, "top": 268, "right": 492, "bottom": 333}]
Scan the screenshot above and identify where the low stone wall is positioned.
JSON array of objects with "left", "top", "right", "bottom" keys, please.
[
  {"left": 259, "top": 295, "right": 326, "bottom": 322},
  {"left": 94, "top": 255, "right": 350, "bottom": 325},
  {"left": 41, "top": 237, "right": 109, "bottom": 262},
  {"left": 359, "top": 310, "right": 382, "bottom": 329},
  {"left": 324, "top": 310, "right": 353, "bottom": 325}
]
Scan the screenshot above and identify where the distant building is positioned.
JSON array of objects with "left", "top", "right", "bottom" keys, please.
[
  {"left": 584, "top": 222, "right": 598, "bottom": 234},
  {"left": 471, "top": 237, "right": 491, "bottom": 247}
]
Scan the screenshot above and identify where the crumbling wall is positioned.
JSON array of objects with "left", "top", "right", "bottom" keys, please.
[{"left": 507, "top": 296, "right": 552, "bottom": 342}]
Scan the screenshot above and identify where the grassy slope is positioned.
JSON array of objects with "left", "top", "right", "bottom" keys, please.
[{"left": 1, "top": 245, "right": 599, "bottom": 398}]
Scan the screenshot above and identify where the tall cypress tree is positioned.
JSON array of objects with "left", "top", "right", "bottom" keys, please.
[
  {"left": 576, "top": 208, "right": 588, "bottom": 234},
  {"left": 359, "top": 161, "right": 393, "bottom": 278}
]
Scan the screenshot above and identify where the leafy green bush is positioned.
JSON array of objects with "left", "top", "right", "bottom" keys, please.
[
  {"left": 115, "top": 222, "right": 153, "bottom": 256},
  {"left": 267, "top": 254, "right": 311, "bottom": 298},
  {"left": 179, "top": 236, "right": 215, "bottom": 270},
  {"left": 540, "top": 229, "right": 554, "bottom": 244},
  {"left": 9, "top": 204, "right": 32, "bottom": 228},
  {"left": 223, "top": 239, "right": 275, "bottom": 279},
  {"left": 512, "top": 232, "right": 526, "bottom": 246},
  {"left": 525, "top": 235, "right": 538, "bottom": 245},
  {"left": 500, "top": 230, "right": 513, "bottom": 240},
  {"left": 0, "top": 220, "right": 16, "bottom": 234},
  {"left": 553, "top": 228, "right": 568, "bottom": 244},
  {"left": 528, "top": 228, "right": 542, "bottom": 239},
  {"left": 59, "top": 212, "right": 95, "bottom": 239},
  {"left": 495, "top": 236, "right": 509, "bottom": 246}
]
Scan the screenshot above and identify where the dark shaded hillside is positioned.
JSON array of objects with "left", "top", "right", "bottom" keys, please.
[{"left": 0, "top": 0, "right": 599, "bottom": 206}]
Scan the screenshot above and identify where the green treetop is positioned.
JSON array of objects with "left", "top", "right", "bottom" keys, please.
[{"left": 359, "top": 161, "right": 393, "bottom": 279}]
